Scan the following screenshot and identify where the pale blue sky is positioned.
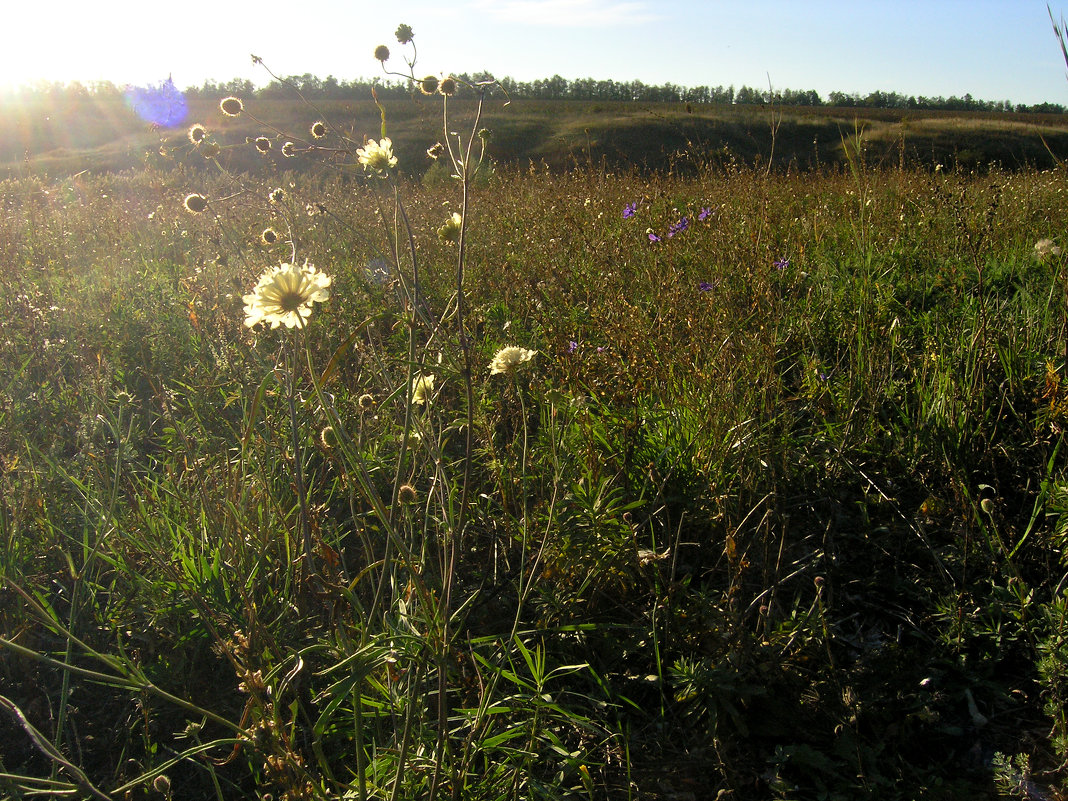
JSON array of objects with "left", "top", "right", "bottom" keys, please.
[{"left": 3, "top": 0, "right": 1066, "bottom": 105}]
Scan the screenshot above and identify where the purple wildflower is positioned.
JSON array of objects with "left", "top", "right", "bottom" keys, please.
[
  {"left": 667, "top": 217, "right": 689, "bottom": 238},
  {"left": 568, "top": 340, "right": 578, "bottom": 354},
  {"left": 622, "top": 202, "right": 638, "bottom": 219},
  {"left": 698, "top": 207, "right": 712, "bottom": 221},
  {"left": 774, "top": 257, "right": 790, "bottom": 271},
  {"left": 596, "top": 346, "right": 605, "bottom": 353},
  {"left": 648, "top": 232, "right": 661, "bottom": 243},
  {"left": 699, "top": 281, "right": 714, "bottom": 292}
]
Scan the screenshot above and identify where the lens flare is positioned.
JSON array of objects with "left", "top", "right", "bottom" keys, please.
[{"left": 124, "top": 76, "right": 187, "bottom": 127}]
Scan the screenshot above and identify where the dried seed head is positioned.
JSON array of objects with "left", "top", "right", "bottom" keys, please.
[
  {"left": 183, "top": 193, "right": 208, "bottom": 214},
  {"left": 398, "top": 484, "right": 417, "bottom": 504},
  {"left": 310, "top": 120, "right": 327, "bottom": 139},
  {"left": 439, "top": 77, "right": 457, "bottom": 96},
  {"left": 419, "top": 75, "right": 439, "bottom": 95},
  {"left": 220, "top": 96, "right": 243, "bottom": 116},
  {"left": 374, "top": 44, "right": 391, "bottom": 62},
  {"left": 187, "top": 124, "right": 208, "bottom": 144},
  {"left": 254, "top": 136, "right": 272, "bottom": 153},
  {"left": 395, "top": 23, "right": 414, "bottom": 44}
]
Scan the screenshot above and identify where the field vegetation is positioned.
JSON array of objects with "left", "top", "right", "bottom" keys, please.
[{"left": 5, "top": 28, "right": 1068, "bottom": 801}]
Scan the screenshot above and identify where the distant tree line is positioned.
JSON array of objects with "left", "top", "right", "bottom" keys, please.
[
  {"left": 2, "top": 74, "right": 1063, "bottom": 115},
  {"left": 191, "top": 73, "right": 1068, "bottom": 115}
]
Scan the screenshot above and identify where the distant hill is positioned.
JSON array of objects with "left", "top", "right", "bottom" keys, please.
[{"left": 3, "top": 90, "right": 1068, "bottom": 178}]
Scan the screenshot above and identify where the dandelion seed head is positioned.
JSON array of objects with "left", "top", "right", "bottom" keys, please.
[{"left": 1036, "top": 238, "right": 1062, "bottom": 262}]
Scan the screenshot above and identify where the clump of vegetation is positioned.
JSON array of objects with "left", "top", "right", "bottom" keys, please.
[{"left": 5, "top": 22, "right": 1068, "bottom": 801}]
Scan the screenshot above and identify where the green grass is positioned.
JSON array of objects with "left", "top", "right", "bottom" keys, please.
[{"left": 4, "top": 69, "right": 1068, "bottom": 801}]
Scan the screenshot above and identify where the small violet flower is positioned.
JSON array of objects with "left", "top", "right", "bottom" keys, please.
[
  {"left": 648, "top": 231, "right": 661, "bottom": 243},
  {"left": 622, "top": 202, "right": 638, "bottom": 219},
  {"left": 667, "top": 217, "right": 689, "bottom": 238},
  {"left": 698, "top": 207, "right": 712, "bottom": 221},
  {"left": 774, "top": 257, "right": 790, "bottom": 271},
  {"left": 568, "top": 340, "right": 578, "bottom": 354},
  {"left": 698, "top": 281, "right": 714, "bottom": 292}
]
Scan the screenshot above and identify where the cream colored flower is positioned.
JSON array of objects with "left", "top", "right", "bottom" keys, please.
[
  {"left": 357, "top": 137, "right": 398, "bottom": 173},
  {"left": 243, "top": 261, "right": 331, "bottom": 329},
  {"left": 437, "top": 212, "right": 462, "bottom": 244},
  {"left": 411, "top": 373, "right": 435, "bottom": 405},
  {"left": 489, "top": 346, "right": 537, "bottom": 375},
  {"left": 1036, "top": 238, "right": 1062, "bottom": 262}
]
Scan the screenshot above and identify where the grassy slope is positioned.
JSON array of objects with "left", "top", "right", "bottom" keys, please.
[{"left": 4, "top": 90, "right": 1068, "bottom": 178}]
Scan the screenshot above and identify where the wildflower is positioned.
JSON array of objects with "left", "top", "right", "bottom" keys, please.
[
  {"left": 261, "top": 227, "right": 279, "bottom": 245},
  {"left": 242, "top": 261, "right": 331, "bottom": 329},
  {"left": 397, "top": 484, "right": 417, "bottom": 504},
  {"left": 698, "top": 207, "right": 712, "bottom": 221},
  {"left": 698, "top": 281, "right": 713, "bottom": 292},
  {"left": 489, "top": 346, "right": 537, "bottom": 375},
  {"left": 374, "top": 44, "right": 391, "bottom": 62},
  {"left": 437, "top": 212, "right": 462, "bottom": 244},
  {"left": 622, "top": 202, "right": 637, "bottom": 218},
  {"left": 357, "top": 137, "right": 398, "bottom": 173},
  {"left": 310, "top": 120, "right": 327, "bottom": 139},
  {"left": 281, "top": 141, "right": 297, "bottom": 157},
  {"left": 439, "top": 76, "right": 457, "bottom": 96},
  {"left": 1036, "top": 238, "right": 1062, "bottom": 262},
  {"left": 420, "top": 75, "right": 439, "bottom": 95},
  {"left": 254, "top": 136, "right": 272, "bottom": 153},
  {"left": 648, "top": 230, "right": 661, "bottom": 243},
  {"left": 426, "top": 142, "right": 445, "bottom": 159},
  {"left": 478, "top": 128, "right": 491, "bottom": 142},
  {"left": 568, "top": 340, "right": 578, "bottom": 353},
  {"left": 200, "top": 141, "right": 220, "bottom": 159},
  {"left": 395, "top": 23, "right": 414, "bottom": 44},
  {"left": 269, "top": 187, "right": 285, "bottom": 204},
  {"left": 220, "top": 96, "right": 243, "bottom": 116},
  {"left": 183, "top": 193, "right": 208, "bottom": 214},
  {"left": 411, "top": 374, "right": 435, "bottom": 405},
  {"left": 667, "top": 217, "right": 688, "bottom": 237},
  {"left": 774, "top": 257, "right": 790, "bottom": 270},
  {"left": 187, "top": 123, "right": 208, "bottom": 145},
  {"left": 358, "top": 393, "right": 375, "bottom": 410}
]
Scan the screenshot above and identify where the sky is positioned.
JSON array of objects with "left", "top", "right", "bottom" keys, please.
[{"left": 3, "top": 0, "right": 1068, "bottom": 106}]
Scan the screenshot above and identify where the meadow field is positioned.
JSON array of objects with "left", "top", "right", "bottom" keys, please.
[{"left": 6, "top": 59, "right": 1068, "bottom": 801}]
